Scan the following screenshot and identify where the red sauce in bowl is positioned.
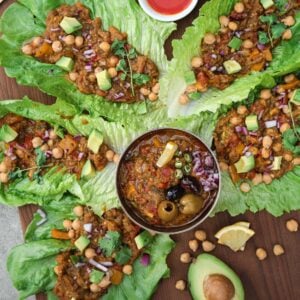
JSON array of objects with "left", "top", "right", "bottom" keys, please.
[{"left": 147, "top": 0, "right": 192, "bottom": 15}]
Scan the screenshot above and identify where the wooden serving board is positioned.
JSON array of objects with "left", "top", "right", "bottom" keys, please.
[{"left": 0, "top": 1, "right": 300, "bottom": 299}]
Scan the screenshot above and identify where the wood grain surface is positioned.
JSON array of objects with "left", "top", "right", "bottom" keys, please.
[{"left": 1, "top": 1, "right": 300, "bottom": 299}]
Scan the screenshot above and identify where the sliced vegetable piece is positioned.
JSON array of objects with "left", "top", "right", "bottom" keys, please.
[
  {"left": 87, "top": 129, "right": 104, "bottom": 154},
  {"left": 223, "top": 60, "right": 242, "bottom": 75},
  {"left": 260, "top": 0, "right": 274, "bottom": 9},
  {"left": 55, "top": 56, "right": 74, "bottom": 72},
  {"left": 135, "top": 230, "right": 153, "bottom": 250},
  {"left": 272, "top": 156, "right": 282, "bottom": 170},
  {"left": 290, "top": 89, "right": 300, "bottom": 105},
  {"left": 245, "top": 115, "right": 259, "bottom": 131},
  {"left": 156, "top": 141, "right": 178, "bottom": 168},
  {"left": 234, "top": 155, "right": 255, "bottom": 173},
  {"left": 74, "top": 236, "right": 90, "bottom": 252},
  {"left": 81, "top": 160, "right": 95, "bottom": 178},
  {"left": 96, "top": 70, "right": 112, "bottom": 91},
  {"left": 60, "top": 17, "right": 82, "bottom": 34},
  {"left": 228, "top": 37, "right": 242, "bottom": 50},
  {"left": 50, "top": 229, "right": 70, "bottom": 240},
  {"left": 90, "top": 269, "right": 104, "bottom": 284},
  {"left": 0, "top": 124, "right": 18, "bottom": 142}
]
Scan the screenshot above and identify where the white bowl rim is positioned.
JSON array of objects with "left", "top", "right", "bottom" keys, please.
[{"left": 138, "top": 0, "right": 198, "bottom": 22}]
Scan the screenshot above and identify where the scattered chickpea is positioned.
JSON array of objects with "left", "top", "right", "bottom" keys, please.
[
  {"left": 202, "top": 241, "right": 216, "bottom": 252},
  {"left": 88, "top": 73, "right": 96, "bottom": 82},
  {"left": 32, "top": 137, "right": 43, "bottom": 148},
  {"left": 105, "top": 150, "right": 115, "bottom": 162},
  {"left": 293, "top": 157, "right": 300, "bottom": 165},
  {"left": 230, "top": 116, "right": 242, "bottom": 125},
  {"left": 262, "top": 135, "right": 272, "bottom": 149},
  {"left": 85, "top": 248, "right": 96, "bottom": 259},
  {"left": 0, "top": 173, "right": 9, "bottom": 183},
  {"left": 286, "top": 219, "right": 298, "bottom": 232},
  {"left": 90, "top": 283, "right": 101, "bottom": 293},
  {"left": 152, "top": 83, "right": 160, "bottom": 94},
  {"left": 219, "top": 161, "right": 228, "bottom": 172},
  {"left": 273, "top": 244, "right": 285, "bottom": 256},
  {"left": 69, "top": 72, "right": 79, "bottom": 81},
  {"left": 100, "top": 41, "right": 111, "bottom": 52},
  {"left": 249, "top": 146, "right": 258, "bottom": 156},
  {"left": 22, "top": 44, "right": 33, "bottom": 55},
  {"left": 191, "top": 56, "right": 203, "bottom": 68},
  {"left": 195, "top": 230, "right": 207, "bottom": 241},
  {"left": 122, "top": 264, "right": 133, "bottom": 275},
  {"left": 113, "top": 154, "right": 120, "bottom": 164},
  {"left": 73, "top": 205, "right": 84, "bottom": 217},
  {"left": 282, "top": 29, "right": 292, "bottom": 40},
  {"left": 203, "top": 33, "right": 216, "bottom": 45},
  {"left": 283, "top": 152, "right": 293, "bottom": 162},
  {"left": 284, "top": 74, "right": 296, "bottom": 84},
  {"left": 75, "top": 36, "right": 84, "bottom": 47},
  {"left": 240, "top": 182, "right": 251, "bottom": 193},
  {"left": 189, "top": 239, "right": 199, "bottom": 252},
  {"left": 99, "top": 276, "right": 111, "bottom": 288},
  {"left": 175, "top": 280, "right": 186, "bottom": 291},
  {"left": 52, "top": 147, "right": 64, "bottom": 159},
  {"left": 52, "top": 40, "right": 63, "bottom": 52},
  {"left": 64, "top": 35, "right": 75, "bottom": 46},
  {"left": 219, "top": 16, "right": 229, "bottom": 27},
  {"left": 0, "top": 162, "right": 8, "bottom": 173},
  {"left": 32, "top": 37, "right": 43, "bottom": 46},
  {"left": 234, "top": 2, "right": 245, "bottom": 13},
  {"left": 282, "top": 16, "right": 295, "bottom": 27},
  {"left": 272, "top": 143, "right": 282, "bottom": 152},
  {"left": 256, "top": 248, "right": 267, "bottom": 261},
  {"left": 237, "top": 105, "right": 248, "bottom": 115},
  {"left": 63, "top": 219, "right": 73, "bottom": 230},
  {"left": 279, "top": 123, "right": 290, "bottom": 133},
  {"left": 252, "top": 173, "right": 263, "bottom": 186},
  {"left": 140, "top": 87, "right": 151, "bottom": 96},
  {"left": 262, "top": 173, "right": 272, "bottom": 185},
  {"left": 282, "top": 105, "right": 290, "bottom": 114},
  {"left": 108, "top": 67, "right": 117, "bottom": 78},
  {"left": 243, "top": 39, "right": 254, "bottom": 49},
  {"left": 186, "top": 85, "right": 197, "bottom": 93},
  {"left": 260, "top": 89, "right": 272, "bottom": 100},
  {"left": 40, "top": 144, "right": 49, "bottom": 152},
  {"left": 180, "top": 252, "right": 192, "bottom": 264},
  {"left": 148, "top": 92, "right": 158, "bottom": 102},
  {"left": 47, "top": 139, "right": 54, "bottom": 147},
  {"left": 108, "top": 56, "right": 119, "bottom": 67},
  {"left": 72, "top": 219, "right": 81, "bottom": 230},
  {"left": 94, "top": 67, "right": 102, "bottom": 74},
  {"left": 261, "top": 148, "right": 270, "bottom": 159},
  {"left": 228, "top": 21, "right": 238, "bottom": 31},
  {"left": 179, "top": 94, "right": 189, "bottom": 105},
  {"left": 54, "top": 265, "right": 63, "bottom": 275},
  {"left": 68, "top": 229, "right": 75, "bottom": 238}
]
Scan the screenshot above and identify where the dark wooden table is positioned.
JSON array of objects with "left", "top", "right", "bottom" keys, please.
[{"left": 1, "top": 1, "right": 300, "bottom": 299}]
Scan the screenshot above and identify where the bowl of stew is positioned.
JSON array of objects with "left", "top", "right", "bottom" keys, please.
[{"left": 116, "top": 128, "right": 221, "bottom": 234}]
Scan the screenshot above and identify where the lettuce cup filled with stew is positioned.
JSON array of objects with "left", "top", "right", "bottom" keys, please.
[{"left": 116, "top": 128, "right": 221, "bottom": 234}]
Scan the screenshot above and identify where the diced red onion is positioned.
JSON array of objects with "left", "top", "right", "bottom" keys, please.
[
  {"left": 85, "top": 65, "right": 93, "bottom": 72},
  {"left": 11, "top": 155, "right": 17, "bottom": 161},
  {"left": 245, "top": 151, "right": 252, "bottom": 157},
  {"left": 45, "top": 150, "right": 52, "bottom": 158},
  {"left": 100, "top": 261, "right": 114, "bottom": 267},
  {"left": 242, "top": 145, "right": 250, "bottom": 154},
  {"left": 88, "top": 259, "right": 109, "bottom": 272},
  {"left": 50, "top": 27, "right": 60, "bottom": 32},
  {"left": 114, "top": 92, "right": 125, "bottom": 100},
  {"left": 211, "top": 54, "right": 217, "bottom": 59},
  {"left": 75, "top": 262, "right": 86, "bottom": 268},
  {"left": 140, "top": 253, "right": 150, "bottom": 266},
  {"left": 257, "top": 44, "right": 266, "bottom": 51},
  {"left": 44, "top": 39, "right": 52, "bottom": 44},
  {"left": 72, "top": 47, "right": 79, "bottom": 52},
  {"left": 210, "top": 66, "right": 217, "bottom": 72},
  {"left": 78, "top": 152, "right": 84, "bottom": 161},
  {"left": 83, "top": 49, "right": 95, "bottom": 56},
  {"left": 249, "top": 131, "right": 258, "bottom": 136},
  {"left": 204, "top": 156, "right": 213, "bottom": 167},
  {"left": 265, "top": 120, "right": 277, "bottom": 128},
  {"left": 258, "top": 110, "right": 264, "bottom": 120},
  {"left": 235, "top": 126, "right": 242, "bottom": 133},
  {"left": 241, "top": 127, "right": 248, "bottom": 135},
  {"left": 83, "top": 223, "right": 92, "bottom": 233}
]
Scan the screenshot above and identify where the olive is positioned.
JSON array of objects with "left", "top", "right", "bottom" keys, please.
[
  {"left": 158, "top": 201, "right": 178, "bottom": 222},
  {"left": 180, "top": 176, "right": 201, "bottom": 194},
  {"left": 179, "top": 194, "right": 204, "bottom": 215},
  {"left": 166, "top": 184, "right": 185, "bottom": 201}
]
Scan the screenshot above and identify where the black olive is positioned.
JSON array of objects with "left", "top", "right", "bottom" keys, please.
[
  {"left": 180, "top": 176, "right": 201, "bottom": 194},
  {"left": 165, "top": 184, "right": 185, "bottom": 201}
]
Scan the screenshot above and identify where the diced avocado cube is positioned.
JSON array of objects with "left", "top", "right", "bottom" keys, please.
[
  {"left": 60, "top": 17, "right": 82, "bottom": 34},
  {"left": 188, "top": 92, "right": 201, "bottom": 100},
  {"left": 87, "top": 129, "right": 104, "bottom": 154},
  {"left": 272, "top": 156, "right": 282, "bottom": 171},
  {"left": 245, "top": 115, "right": 259, "bottom": 131},
  {"left": 74, "top": 236, "right": 90, "bottom": 252},
  {"left": 234, "top": 155, "right": 255, "bottom": 173},
  {"left": 81, "top": 160, "right": 95, "bottom": 178},
  {"left": 260, "top": 0, "right": 274, "bottom": 9},
  {"left": 290, "top": 89, "right": 300, "bottom": 106},
  {"left": 134, "top": 230, "right": 153, "bottom": 250},
  {"left": 0, "top": 125, "right": 18, "bottom": 143},
  {"left": 90, "top": 269, "right": 104, "bottom": 284},
  {"left": 223, "top": 60, "right": 242, "bottom": 75},
  {"left": 228, "top": 37, "right": 242, "bottom": 50},
  {"left": 96, "top": 70, "right": 112, "bottom": 91},
  {"left": 184, "top": 71, "right": 196, "bottom": 85},
  {"left": 55, "top": 56, "right": 74, "bottom": 72}
]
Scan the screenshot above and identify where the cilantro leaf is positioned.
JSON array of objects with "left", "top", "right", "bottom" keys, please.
[
  {"left": 35, "top": 147, "right": 47, "bottom": 167},
  {"left": 115, "top": 246, "right": 132, "bottom": 265},
  {"left": 283, "top": 128, "right": 300, "bottom": 154},
  {"left": 258, "top": 31, "right": 269, "bottom": 44},
  {"left": 116, "top": 59, "right": 128, "bottom": 73},
  {"left": 132, "top": 73, "right": 150, "bottom": 85},
  {"left": 8, "top": 168, "right": 24, "bottom": 180},
  {"left": 128, "top": 48, "right": 137, "bottom": 59},
  {"left": 99, "top": 231, "right": 121, "bottom": 257},
  {"left": 260, "top": 14, "right": 277, "bottom": 25},
  {"left": 271, "top": 23, "right": 286, "bottom": 39},
  {"left": 33, "top": 170, "right": 43, "bottom": 184},
  {"left": 275, "top": 0, "right": 289, "bottom": 14},
  {"left": 111, "top": 40, "right": 127, "bottom": 58}
]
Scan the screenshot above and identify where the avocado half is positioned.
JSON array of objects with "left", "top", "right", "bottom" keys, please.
[{"left": 188, "top": 254, "right": 244, "bottom": 300}]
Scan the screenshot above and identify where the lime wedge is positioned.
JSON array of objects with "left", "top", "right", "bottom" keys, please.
[{"left": 156, "top": 141, "right": 178, "bottom": 168}]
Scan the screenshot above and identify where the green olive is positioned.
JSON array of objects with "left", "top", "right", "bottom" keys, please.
[
  {"left": 179, "top": 194, "right": 204, "bottom": 215},
  {"left": 158, "top": 201, "right": 178, "bottom": 222}
]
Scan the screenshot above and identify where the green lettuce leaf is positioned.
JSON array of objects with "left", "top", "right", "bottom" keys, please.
[{"left": 0, "top": 0, "right": 175, "bottom": 121}]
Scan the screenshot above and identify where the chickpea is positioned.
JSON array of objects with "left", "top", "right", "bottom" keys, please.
[
  {"left": 0, "top": 162, "right": 8, "bottom": 173},
  {"left": 219, "top": 16, "right": 229, "bottom": 27},
  {"left": 49, "top": 129, "right": 57, "bottom": 139},
  {"left": 68, "top": 229, "right": 75, "bottom": 238},
  {"left": 260, "top": 89, "right": 272, "bottom": 100},
  {"left": 72, "top": 219, "right": 81, "bottom": 230},
  {"left": 195, "top": 230, "right": 207, "bottom": 241},
  {"left": 249, "top": 146, "right": 258, "bottom": 156},
  {"left": 240, "top": 182, "right": 251, "bottom": 193},
  {"left": 282, "top": 16, "right": 295, "bottom": 27},
  {"left": 68, "top": 71, "right": 78, "bottom": 81},
  {"left": 140, "top": 87, "right": 150, "bottom": 96},
  {"left": 52, "top": 147, "right": 64, "bottom": 159},
  {"left": 273, "top": 244, "right": 285, "bottom": 256},
  {"left": 228, "top": 21, "right": 238, "bottom": 31},
  {"left": 262, "top": 136, "right": 272, "bottom": 149},
  {"left": 113, "top": 154, "right": 120, "bottom": 164},
  {"left": 237, "top": 105, "right": 248, "bottom": 115},
  {"left": 122, "top": 264, "right": 133, "bottom": 275},
  {"left": 94, "top": 67, "right": 102, "bottom": 74},
  {"left": 105, "top": 150, "right": 115, "bottom": 162},
  {"left": 32, "top": 137, "right": 43, "bottom": 148},
  {"left": 85, "top": 248, "right": 96, "bottom": 259},
  {"left": 252, "top": 173, "right": 263, "bottom": 186},
  {"left": 22, "top": 44, "right": 33, "bottom": 55},
  {"left": 234, "top": 2, "right": 245, "bottom": 13},
  {"left": 40, "top": 144, "right": 49, "bottom": 152},
  {"left": 175, "top": 280, "right": 186, "bottom": 291},
  {"left": 282, "top": 29, "right": 292, "bottom": 40},
  {"left": 108, "top": 56, "right": 119, "bottom": 67},
  {"left": 286, "top": 219, "right": 298, "bottom": 232},
  {"left": 179, "top": 94, "right": 189, "bottom": 105},
  {"left": 180, "top": 252, "right": 192, "bottom": 264},
  {"left": 203, "top": 33, "right": 216, "bottom": 45},
  {"left": 219, "top": 161, "right": 228, "bottom": 172},
  {"left": 283, "top": 152, "right": 293, "bottom": 162},
  {"left": 272, "top": 143, "right": 282, "bottom": 152},
  {"left": 47, "top": 139, "right": 54, "bottom": 147},
  {"left": 284, "top": 74, "right": 296, "bottom": 84},
  {"left": 261, "top": 148, "right": 271, "bottom": 159},
  {"left": 230, "top": 116, "right": 242, "bottom": 125},
  {"left": 191, "top": 56, "right": 203, "bottom": 68},
  {"left": 0, "top": 173, "right": 9, "bottom": 183},
  {"left": 64, "top": 35, "right": 75, "bottom": 45},
  {"left": 152, "top": 83, "right": 160, "bottom": 94},
  {"left": 148, "top": 92, "right": 158, "bottom": 102},
  {"left": 202, "top": 241, "right": 216, "bottom": 252},
  {"left": 52, "top": 40, "right": 62, "bottom": 52},
  {"left": 89, "top": 74, "right": 96, "bottom": 82},
  {"left": 186, "top": 85, "right": 197, "bottom": 93},
  {"left": 99, "top": 276, "right": 111, "bottom": 288},
  {"left": 256, "top": 248, "right": 267, "bottom": 261},
  {"left": 108, "top": 67, "right": 117, "bottom": 78},
  {"left": 99, "top": 41, "right": 111, "bottom": 52},
  {"left": 189, "top": 239, "right": 199, "bottom": 252},
  {"left": 293, "top": 157, "right": 300, "bottom": 165},
  {"left": 243, "top": 39, "right": 254, "bottom": 49},
  {"left": 263, "top": 173, "right": 272, "bottom": 185},
  {"left": 280, "top": 123, "right": 290, "bottom": 133},
  {"left": 54, "top": 265, "right": 63, "bottom": 275},
  {"left": 90, "top": 283, "right": 101, "bottom": 293},
  {"left": 73, "top": 205, "right": 84, "bottom": 217},
  {"left": 282, "top": 105, "right": 290, "bottom": 114},
  {"left": 63, "top": 219, "right": 72, "bottom": 230},
  {"left": 75, "top": 36, "right": 84, "bottom": 47}
]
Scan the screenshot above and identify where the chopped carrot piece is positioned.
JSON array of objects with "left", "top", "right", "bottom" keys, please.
[
  {"left": 262, "top": 49, "right": 272, "bottom": 61},
  {"left": 51, "top": 229, "right": 71, "bottom": 240},
  {"left": 251, "top": 62, "right": 264, "bottom": 72},
  {"left": 35, "top": 43, "right": 53, "bottom": 58},
  {"left": 278, "top": 80, "right": 300, "bottom": 91},
  {"left": 110, "top": 269, "right": 124, "bottom": 285},
  {"left": 153, "top": 137, "right": 162, "bottom": 148}
]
